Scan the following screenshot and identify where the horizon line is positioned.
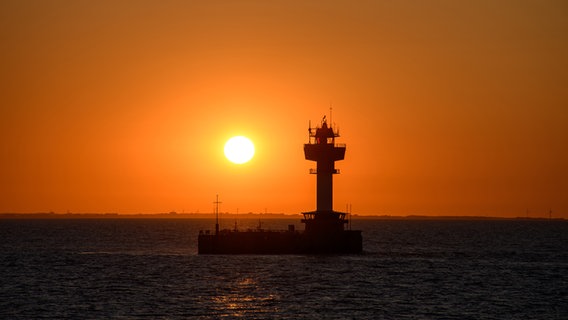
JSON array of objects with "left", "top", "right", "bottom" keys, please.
[{"left": 0, "top": 212, "right": 564, "bottom": 221}]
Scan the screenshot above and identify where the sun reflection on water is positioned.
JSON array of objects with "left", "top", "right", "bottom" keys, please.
[{"left": 211, "top": 276, "right": 280, "bottom": 317}]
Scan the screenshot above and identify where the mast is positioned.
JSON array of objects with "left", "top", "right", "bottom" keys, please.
[{"left": 214, "top": 194, "right": 221, "bottom": 235}]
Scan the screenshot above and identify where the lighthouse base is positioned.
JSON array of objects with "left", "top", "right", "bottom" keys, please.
[
  {"left": 198, "top": 229, "right": 362, "bottom": 254},
  {"left": 198, "top": 209, "right": 362, "bottom": 254}
]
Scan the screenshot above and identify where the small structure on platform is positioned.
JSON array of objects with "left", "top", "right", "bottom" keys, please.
[{"left": 198, "top": 116, "right": 362, "bottom": 254}]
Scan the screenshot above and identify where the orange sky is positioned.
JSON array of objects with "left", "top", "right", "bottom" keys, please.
[{"left": 1, "top": 1, "right": 567, "bottom": 218}]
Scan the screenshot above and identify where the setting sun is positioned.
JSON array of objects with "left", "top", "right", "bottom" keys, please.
[{"left": 224, "top": 136, "right": 255, "bottom": 164}]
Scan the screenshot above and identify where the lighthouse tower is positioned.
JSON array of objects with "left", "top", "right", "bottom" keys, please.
[{"left": 302, "top": 116, "right": 347, "bottom": 234}]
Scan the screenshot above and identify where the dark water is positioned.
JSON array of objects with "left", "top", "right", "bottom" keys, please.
[{"left": 1, "top": 218, "right": 567, "bottom": 319}]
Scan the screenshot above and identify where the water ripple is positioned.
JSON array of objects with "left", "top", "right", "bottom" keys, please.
[{"left": 1, "top": 219, "right": 567, "bottom": 319}]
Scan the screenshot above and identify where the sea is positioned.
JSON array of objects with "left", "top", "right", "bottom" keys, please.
[{"left": 1, "top": 218, "right": 566, "bottom": 319}]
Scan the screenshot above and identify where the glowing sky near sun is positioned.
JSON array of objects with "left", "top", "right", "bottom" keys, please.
[{"left": 1, "top": 1, "right": 567, "bottom": 217}]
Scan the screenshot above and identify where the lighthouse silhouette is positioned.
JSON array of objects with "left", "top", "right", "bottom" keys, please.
[
  {"left": 302, "top": 115, "right": 348, "bottom": 234},
  {"left": 197, "top": 114, "right": 362, "bottom": 254}
]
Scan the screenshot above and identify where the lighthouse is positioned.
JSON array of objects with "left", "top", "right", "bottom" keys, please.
[
  {"left": 197, "top": 115, "right": 362, "bottom": 254},
  {"left": 302, "top": 116, "right": 348, "bottom": 234}
]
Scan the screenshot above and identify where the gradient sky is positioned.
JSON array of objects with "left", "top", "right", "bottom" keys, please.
[{"left": 1, "top": 1, "right": 567, "bottom": 217}]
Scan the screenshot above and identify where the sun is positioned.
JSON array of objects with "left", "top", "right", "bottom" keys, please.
[{"left": 224, "top": 136, "right": 255, "bottom": 164}]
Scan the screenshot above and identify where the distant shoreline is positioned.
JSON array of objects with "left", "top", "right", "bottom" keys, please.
[{"left": 0, "top": 212, "right": 564, "bottom": 221}]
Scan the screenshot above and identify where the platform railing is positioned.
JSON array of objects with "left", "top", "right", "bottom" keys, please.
[{"left": 309, "top": 168, "right": 340, "bottom": 174}]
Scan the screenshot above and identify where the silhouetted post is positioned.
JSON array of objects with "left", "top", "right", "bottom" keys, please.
[{"left": 214, "top": 194, "right": 221, "bottom": 235}]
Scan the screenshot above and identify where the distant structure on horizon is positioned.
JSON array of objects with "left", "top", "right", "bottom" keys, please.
[{"left": 198, "top": 115, "right": 362, "bottom": 254}]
